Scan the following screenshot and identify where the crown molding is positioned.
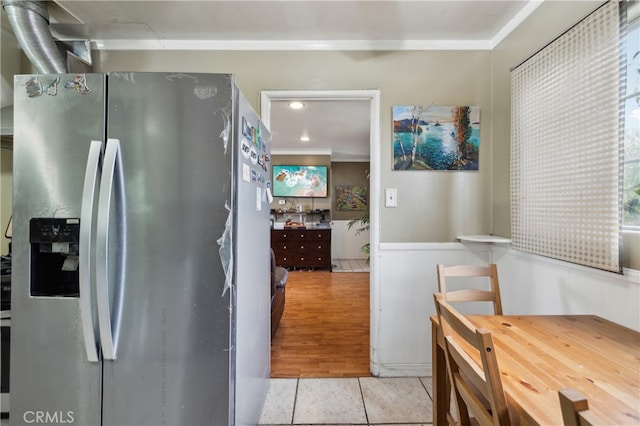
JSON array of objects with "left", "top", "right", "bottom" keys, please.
[
  {"left": 491, "top": 0, "right": 544, "bottom": 48},
  {"left": 91, "top": 39, "right": 493, "bottom": 51}
]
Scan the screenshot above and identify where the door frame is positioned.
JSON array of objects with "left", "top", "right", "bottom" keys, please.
[{"left": 260, "top": 90, "right": 381, "bottom": 375}]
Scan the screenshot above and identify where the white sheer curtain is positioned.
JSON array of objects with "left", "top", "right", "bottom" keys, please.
[{"left": 510, "top": 1, "right": 623, "bottom": 273}]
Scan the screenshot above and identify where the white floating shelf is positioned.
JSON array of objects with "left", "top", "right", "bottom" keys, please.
[{"left": 456, "top": 234, "right": 512, "bottom": 244}]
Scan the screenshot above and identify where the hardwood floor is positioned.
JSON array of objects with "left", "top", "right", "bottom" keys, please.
[{"left": 270, "top": 270, "right": 371, "bottom": 378}]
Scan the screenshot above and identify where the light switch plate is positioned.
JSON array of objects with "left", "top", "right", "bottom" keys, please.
[
  {"left": 385, "top": 188, "right": 398, "bottom": 207},
  {"left": 278, "top": 199, "right": 286, "bottom": 205}
]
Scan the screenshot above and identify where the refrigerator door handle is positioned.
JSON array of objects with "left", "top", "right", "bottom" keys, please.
[
  {"left": 79, "top": 140, "right": 103, "bottom": 363},
  {"left": 96, "top": 138, "right": 125, "bottom": 360}
]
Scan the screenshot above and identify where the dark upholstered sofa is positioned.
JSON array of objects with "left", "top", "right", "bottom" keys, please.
[{"left": 271, "top": 249, "right": 288, "bottom": 338}]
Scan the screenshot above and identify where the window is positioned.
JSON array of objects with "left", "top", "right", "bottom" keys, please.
[
  {"left": 511, "top": 1, "right": 623, "bottom": 273},
  {"left": 623, "top": 17, "right": 640, "bottom": 229}
]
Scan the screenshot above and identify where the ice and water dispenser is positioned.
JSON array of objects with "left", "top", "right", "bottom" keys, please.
[{"left": 30, "top": 218, "right": 80, "bottom": 297}]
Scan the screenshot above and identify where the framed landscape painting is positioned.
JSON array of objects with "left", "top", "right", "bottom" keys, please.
[
  {"left": 393, "top": 105, "right": 480, "bottom": 171},
  {"left": 335, "top": 185, "right": 367, "bottom": 211}
]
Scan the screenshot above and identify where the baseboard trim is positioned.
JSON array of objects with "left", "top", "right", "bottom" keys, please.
[{"left": 374, "top": 363, "right": 432, "bottom": 377}]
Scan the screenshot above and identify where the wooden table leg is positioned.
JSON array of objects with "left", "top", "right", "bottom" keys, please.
[{"left": 432, "top": 319, "right": 449, "bottom": 426}]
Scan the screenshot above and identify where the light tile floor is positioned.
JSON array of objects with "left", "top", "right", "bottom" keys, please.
[
  {"left": 331, "top": 259, "right": 370, "bottom": 273},
  {"left": 0, "top": 377, "right": 433, "bottom": 426},
  {"left": 259, "top": 377, "right": 433, "bottom": 425}
]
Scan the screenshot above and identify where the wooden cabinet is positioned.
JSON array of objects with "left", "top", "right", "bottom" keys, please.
[{"left": 271, "top": 229, "right": 332, "bottom": 270}]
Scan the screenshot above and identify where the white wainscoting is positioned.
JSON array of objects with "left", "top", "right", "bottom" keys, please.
[
  {"left": 373, "top": 242, "right": 492, "bottom": 377},
  {"left": 495, "top": 249, "right": 640, "bottom": 331},
  {"left": 331, "top": 220, "right": 369, "bottom": 260},
  {"left": 372, "top": 242, "right": 640, "bottom": 377}
]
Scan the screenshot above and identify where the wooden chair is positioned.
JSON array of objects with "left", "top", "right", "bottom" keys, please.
[
  {"left": 434, "top": 293, "right": 512, "bottom": 426},
  {"left": 558, "top": 389, "right": 598, "bottom": 426},
  {"left": 434, "top": 264, "right": 504, "bottom": 423},
  {"left": 436, "top": 264, "right": 503, "bottom": 315}
]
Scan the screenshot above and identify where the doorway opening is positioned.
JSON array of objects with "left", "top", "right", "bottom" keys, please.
[{"left": 260, "top": 90, "right": 381, "bottom": 377}]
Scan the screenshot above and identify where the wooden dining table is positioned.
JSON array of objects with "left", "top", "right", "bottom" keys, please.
[{"left": 430, "top": 314, "right": 640, "bottom": 425}]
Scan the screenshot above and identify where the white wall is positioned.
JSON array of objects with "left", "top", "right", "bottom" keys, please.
[
  {"left": 331, "top": 220, "right": 369, "bottom": 259},
  {"left": 374, "top": 243, "right": 492, "bottom": 376},
  {"left": 95, "top": 49, "right": 493, "bottom": 244},
  {"left": 374, "top": 244, "right": 640, "bottom": 377},
  {"left": 496, "top": 251, "right": 640, "bottom": 331}
]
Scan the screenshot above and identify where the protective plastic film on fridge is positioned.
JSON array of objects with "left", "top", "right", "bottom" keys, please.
[{"left": 10, "top": 73, "right": 271, "bottom": 425}]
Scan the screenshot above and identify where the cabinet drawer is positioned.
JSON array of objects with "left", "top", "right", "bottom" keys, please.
[
  {"left": 298, "top": 242, "right": 329, "bottom": 254},
  {"left": 298, "top": 254, "right": 331, "bottom": 268},
  {"left": 298, "top": 230, "right": 330, "bottom": 242},
  {"left": 274, "top": 253, "right": 295, "bottom": 267},
  {"left": 273, "top": 242, "right": 294, "bottom": 253},
  {"left": 271, "top": 230, "right": 297, "bottom": 242}
]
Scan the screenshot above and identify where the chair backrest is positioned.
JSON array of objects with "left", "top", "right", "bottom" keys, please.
[
  {"left": 436, "top": 264, "right": 503, "bottom": 315},
  {"left": 434, "top": 293, "right": 511, "bottom": 426},
  {"left": 558, "top": 389, "right": 598, "bottom": 426}
]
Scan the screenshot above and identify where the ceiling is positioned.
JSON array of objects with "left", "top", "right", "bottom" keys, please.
[
  {"left": 4, "top": 1, "right": 540, "bottom": 159},
  {"left": 269, "top": 99, "right": 371, "bottom": 161},
  {"left": 46, "top": 1, "right": 535, "bottom": 50}
]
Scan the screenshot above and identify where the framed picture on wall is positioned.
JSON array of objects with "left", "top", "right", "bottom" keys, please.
[
  {"left": 393, "top": 105, "right": 480, "bottom": 171},
  {"left": 335, "top": 186, "right": 367, "bottom": 211}
]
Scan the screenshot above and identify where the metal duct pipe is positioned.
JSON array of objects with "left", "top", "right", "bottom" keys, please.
[{"left": 2, "top": 0, "right": 66, "bottom": 74}]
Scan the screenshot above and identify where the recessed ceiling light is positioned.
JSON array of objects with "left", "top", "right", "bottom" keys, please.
[
  {"left": 300, "top": 136, "right": 310, "bottom": 142},
  {"left": 289, "top": 101, "right": 305, "bottom": 110}
]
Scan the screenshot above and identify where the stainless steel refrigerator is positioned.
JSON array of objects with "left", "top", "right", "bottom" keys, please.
[{"left": 10, "top": 72, "right": 271, "bottom": 425}]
